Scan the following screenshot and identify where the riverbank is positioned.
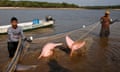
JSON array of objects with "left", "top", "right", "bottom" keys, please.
[
  {"left": 0, "top": 7, "right": 120, "bottom": 10},
  {"left": 0, "top": 1, "right": 79, "bottom": 8},
  {"left": 0, "top": 7, "right": 84, "bottom": 10}
]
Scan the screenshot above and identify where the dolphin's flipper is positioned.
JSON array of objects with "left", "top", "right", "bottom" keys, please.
[
  {"left": 16, "top": 64, "right": 37, "bottom": 71},
  {"left": 66, "top": 36, "right": 74, "bottom": 48},
  {"left": 38, "top": 54, "right": 43, "bottom": 59}
]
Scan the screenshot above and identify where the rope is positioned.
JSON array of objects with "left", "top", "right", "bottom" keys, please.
[
  {"left": 4, "top": 22, "right": 100, "bottom": 72},
  {"left": 34, "top": 21, "right": 100, "bottom": 41},
  {"left": 77, "top": 22, "right": 100, "bottom": 40},
  {"left": 5, "top": 39, "right": 24, "bottom": 72}
]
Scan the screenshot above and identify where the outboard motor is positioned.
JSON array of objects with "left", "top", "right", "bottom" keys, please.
[
  {"left": 24, "top": 36, "right": 33, "bottom": 42},
  {"left": 46, "top": 16, "right": 54, "bottom": 21}
]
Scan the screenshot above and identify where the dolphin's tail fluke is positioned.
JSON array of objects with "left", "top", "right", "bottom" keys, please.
[{"left": 66, "top": 36, "right": 74, "bottom": 48}]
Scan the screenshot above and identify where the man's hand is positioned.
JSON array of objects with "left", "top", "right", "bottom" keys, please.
[{"left": 110, "top": 19, "right": 120, "bottom": 24}]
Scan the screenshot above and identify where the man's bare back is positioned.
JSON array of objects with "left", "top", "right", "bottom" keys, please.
[
  {"left": 100, "top": 11, "right": 111, "bottom": 37},
  {"left": 101, "top": 16, "right": 111, "bottom": 29}
]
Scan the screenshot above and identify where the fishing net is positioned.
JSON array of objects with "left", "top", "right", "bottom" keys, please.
[
  {"left": 3, "top": 22, "right": 100, "bottom": 71},
  {"left": 17, "top": 22, "right": 100, "bottom": 72},
  {"left": 4, "top": 21, "right": 120, "bottom": 72},
  {"left": 30, "top": 22, "right": 100, "bottom": 51}
]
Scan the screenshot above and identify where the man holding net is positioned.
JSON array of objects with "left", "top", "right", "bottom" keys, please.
[
  {"left": 7, "top": 17, "right": 25, "bottom": 58},
  {"left": 100, "top": 11, "right": 112, "bottom": 37}
]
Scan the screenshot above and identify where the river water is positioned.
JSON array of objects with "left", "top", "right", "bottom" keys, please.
[
  {"left": 0, "top": 9, "right": 120, "bottom": 72},
  {"left": 0, "top": 9, "right": 119, "bottom": 38}
]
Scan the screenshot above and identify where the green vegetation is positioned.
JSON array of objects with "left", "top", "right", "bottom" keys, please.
[
  {"left": 80, "top": 5, "right": 120, "bottom": 9},
  {"left": 0, "top": 0, "right": 79, "bottom": 8},
  {"left": 0, "top": 0, "right": 119, "bottom": 9}
]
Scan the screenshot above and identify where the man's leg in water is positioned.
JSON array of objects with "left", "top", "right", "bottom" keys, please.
[
  {"left": 8, "top": 42, "right": 14, "bottom": 58},
  {"left": 100, "top": 28, "right": 110, "bottom": 37},
  {"left": 8, "top": 42, "right": 18, "bottom": 58}
]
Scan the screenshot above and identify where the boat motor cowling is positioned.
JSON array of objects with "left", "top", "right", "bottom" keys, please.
[
  {"left": 24, "top": 36, "right": 33, "bottom": 42},
  {"left": 46, "top": 16, "right": 54, "bottom": 21}
]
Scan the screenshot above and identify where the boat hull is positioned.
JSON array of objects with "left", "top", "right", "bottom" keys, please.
[{"left": 0, "top": 20, "right": 54, "bottom": 35}]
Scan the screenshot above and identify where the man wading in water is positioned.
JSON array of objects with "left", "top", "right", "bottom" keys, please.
[
  {"left": 7, "top": 17, "right": 25, "bottom": 58},
  {"left": 100, "top": 11, "right": 112, "bottom": 37}
]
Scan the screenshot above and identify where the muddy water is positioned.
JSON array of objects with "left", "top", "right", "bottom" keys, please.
[
  {"left": 0, "top": 9, "right": 120, "bottom": 72},
  {"left": 15, "top": 22, "right": 120, "bottom": 72}
]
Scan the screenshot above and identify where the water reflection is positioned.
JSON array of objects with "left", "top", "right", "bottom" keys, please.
[
  {"left": 48, "top": 59, "right": 71, "bottom": 72},
  {"left": 25, "top": 26, "right": 55, "bottom": 38},
  {"left": 58, "top": 46, "right": 71, "bottom": 55},
  {"left": 99, "top": 37, "right": 109, "bottom": 48}
]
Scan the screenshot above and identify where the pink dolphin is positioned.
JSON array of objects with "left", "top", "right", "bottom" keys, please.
[
  {"left": 38, "top": 43, "right": 63, "bottom": 59},
  {"left": 66, "top": 36, "right": 86, "bottom": 56}
]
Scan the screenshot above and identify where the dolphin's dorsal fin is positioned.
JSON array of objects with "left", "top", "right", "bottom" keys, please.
[{"left": 66, "top": 36, "right": 74, "bottom": 48}]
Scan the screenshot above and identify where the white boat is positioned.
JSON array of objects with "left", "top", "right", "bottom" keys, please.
[{"left": 0, "top": 20, "right": 55, "bottom": 34}]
